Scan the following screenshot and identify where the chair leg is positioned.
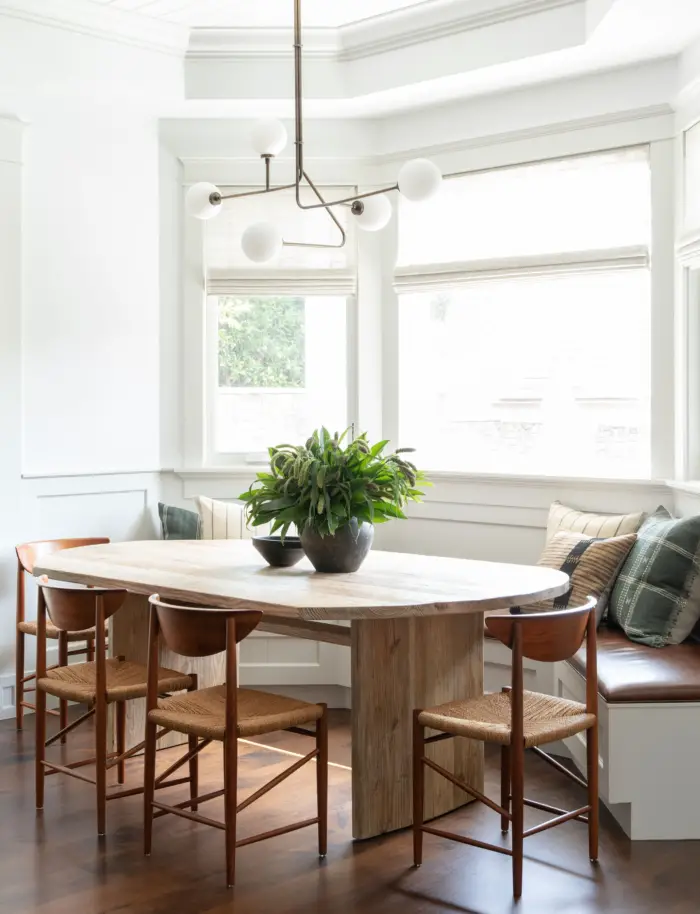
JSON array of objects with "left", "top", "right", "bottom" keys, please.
[
  {"left": 87, "top": 640, "right": 94, "bottom": 663},
  {"left": 143, "top": 719, "right": 157, "bottom": 856},
  {"left": 58, "top": 634, "right": 68, "bottom": 743},
  {"left": 116, "top": 702, "right": 126, "bottom": 785},
  {"left": 316, "top": 704, "right": 328, "bottom": 858},
  {"left": 511, "top": 740, "right": 524, "bottom": 899},
  {"left": 35, "top": 686, "right": 46, "bottom": 809},
  {"left": 501, "top": 745, "right": 511, "bottom": 835},
  {"left": 16, "top": 629, "right": 25, "bottom": 730},
  {"left": 95, "top": 695, "right": 107, "bottom": 836},
  {"left": 187, "top": 675, "right": 199, "bottom": 812},
  {"left": 412, "top": 711, "right": 425, "bottom": 867},
  {"left": 224, "top": 735, "right": 238, "bottom": 887},
  {"left": 587, "top": 723, "right": 599, "bottom": 863}
]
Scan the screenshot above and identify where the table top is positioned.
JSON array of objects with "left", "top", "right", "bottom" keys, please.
[{"left": 34, "top": 540, "right": 568, "bottom": 621}]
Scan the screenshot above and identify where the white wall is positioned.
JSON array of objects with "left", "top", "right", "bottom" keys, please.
[
  {"left": 22, "top": 108, "right": 162, "bottom": 474},
  {"left": 0, "top": 14, "right": 183, "bottom": 708}
]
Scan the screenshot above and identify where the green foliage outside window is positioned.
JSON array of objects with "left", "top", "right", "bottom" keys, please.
[{"left": 218, "top": 296, "right": 305, "bottom": 388}]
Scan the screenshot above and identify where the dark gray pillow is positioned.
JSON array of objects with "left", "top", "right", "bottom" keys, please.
[
  {"left": 609, "top": 507, "right": 700, "bottom": 647},
  {"left": 158, "top": 503, "right": 201, "bottom": 540}
]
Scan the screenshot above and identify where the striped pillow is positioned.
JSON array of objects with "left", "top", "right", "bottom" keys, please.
[
  {"left": 528, "top": 531, "right": 637, "bottom": 621},
  {"left": 546, "top": 501, "right": 645, "bottom": 542},
  {"left": 194, "top": 496, "right": 247, "bottom": 540}
]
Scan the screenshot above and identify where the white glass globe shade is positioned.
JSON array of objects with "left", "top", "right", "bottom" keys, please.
[
  {"left": 250, "top": 118, "right": 288, "bottom": 157},
  {"left": 398, "top": 158, "right": 442, "bottom": 202},
  {"left": 241, "top": 222, "right": 283, "bottom": 264},
  {"left": 354, "top": 195, "right": 392, "bottom": 232},
  {"left": 186, "top": 182, "right": 222, "bottom": 220}
]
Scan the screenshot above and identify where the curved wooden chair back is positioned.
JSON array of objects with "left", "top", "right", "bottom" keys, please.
[
  {"left": 148, "top": 595, "right": 262, "bottom": 658},
  {"left": 16, "top": 537, "right": 110, "bottom": 575},
  {"left": 41, "top": 583, "right": 127, "bottom": 632},
  {"left": 486, "top": 600, "right": 596, "bottom": 663},
  {"left": 486, "top": 596, "right": 598, "bottom": 718},
  {"left": 146, "top": 596, "right": 262, "bottom": 740}
]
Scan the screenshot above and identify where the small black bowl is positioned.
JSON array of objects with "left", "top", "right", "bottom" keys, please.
[{"left": 252, "top": 535, "right": 305, "bottom": 568}]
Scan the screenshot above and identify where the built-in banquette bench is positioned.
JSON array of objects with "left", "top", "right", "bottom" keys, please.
[{"left": 554, "top": 627, "right": 700, "bottom": 840}]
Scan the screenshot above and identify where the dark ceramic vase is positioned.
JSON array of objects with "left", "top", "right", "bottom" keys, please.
[{"left": 300, "top": 520, "right": 374, "bottom": 573}]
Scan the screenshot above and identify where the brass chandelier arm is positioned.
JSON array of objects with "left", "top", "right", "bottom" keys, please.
[
  {"left": 218, "top": 183, "right": 296, "bottom": 202},
  {"left": 291, "top": 0, "right": 395, "bottom": 225},
  {"left": 294, "top": 183, "right": 400, "bottom": 211},
  {"left": 284, "top": 170, "right": 346, "bottom": 249}
]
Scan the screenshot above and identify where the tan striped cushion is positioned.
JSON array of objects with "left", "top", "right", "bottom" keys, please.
[
  {"left": 528, "top": 531, "right": 637, "bottom": 618},
  {"left": 546, "top": 501, "right": 645, "bottom": 542},
  {"left": 194, "top": 496, "right": 246, "bottom": 540}
]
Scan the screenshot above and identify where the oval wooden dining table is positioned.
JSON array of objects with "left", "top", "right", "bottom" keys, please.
[{"left": 34, "top": 540, "right": 568, "bottom": 840}]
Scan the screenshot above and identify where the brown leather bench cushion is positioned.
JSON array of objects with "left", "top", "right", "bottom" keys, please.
[{"left": 569, "top": 626, "right": 700, "bottom": 702}]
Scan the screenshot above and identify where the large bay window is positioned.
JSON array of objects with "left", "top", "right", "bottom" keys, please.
[
  {"left": 395, "top": 149, "right": 653, "bottom": 478},
  {"left": 190, "top": 145, "right": 667, "bottom": 482},
  {"left": 203, "top": 188, "right": 355, "bottom": 463}
]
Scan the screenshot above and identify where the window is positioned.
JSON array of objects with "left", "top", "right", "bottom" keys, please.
[
  {"left": 396, "top": 149, "right": 652, "bottom": 478},
  {"left": 211, "top": 293, "right": 347, "bottom": 457},
  {"left": 204, "top": 188, "right": 354, "bottom": 461}
]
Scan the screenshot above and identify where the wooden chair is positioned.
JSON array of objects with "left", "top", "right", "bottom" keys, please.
[
  {"left": 16, "top": 538, "right": 110, "bottom": 734},
  {"left": 144, "top": 594, "right": 328, "bottom": 887},
  {"left": 35, "top": 582, "right": 194, "bottom": 836},
  {"left": 412, "top": 597, "right": 599, "bottom": 899}
]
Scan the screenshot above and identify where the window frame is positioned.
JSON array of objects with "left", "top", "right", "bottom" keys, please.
[{"left": 204, "top": 286, "right": 357, "bottom": 467}]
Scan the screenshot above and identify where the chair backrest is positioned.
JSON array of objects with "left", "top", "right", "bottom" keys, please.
[
  {"left": 485, "top": 600, "right": 596, "bottom": 663},
  {"left": 41, "top": 582, "right": 127, "bottom": 632},
  {"left": 35, "top": 582, "right": 127, "bottom": 682},
  {"left": 148, "top": 595, "right": 262, "bottom": 658},
  {"left": 16, "top": 537, "right": 110, "bottom": 575},
  {"left": 486, "top": 596, "right": 598, "bottom": 720},
  {"left": 146, "top": 595, "right": 262, "bottom": 740}
]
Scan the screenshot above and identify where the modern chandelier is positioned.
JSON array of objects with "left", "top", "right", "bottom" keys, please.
[{"left": 185, "top": 0, "right": 442, "bottom": 263}]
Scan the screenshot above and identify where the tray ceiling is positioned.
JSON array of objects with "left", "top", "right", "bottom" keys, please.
[{"left": 88, "top": 0, "right": 431, "bottom": 27}]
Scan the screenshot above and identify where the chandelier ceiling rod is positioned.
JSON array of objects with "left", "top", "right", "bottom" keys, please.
[{"left": 185, "top": 0, "right": 443, "bottom": 263}]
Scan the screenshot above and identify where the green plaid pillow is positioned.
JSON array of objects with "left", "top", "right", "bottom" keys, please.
[
  {"left": 608, "top": 507, "right": 700, "bottom": 647},
  {"left": 158, "top": 503, "right": 202, "bottom": 540}
]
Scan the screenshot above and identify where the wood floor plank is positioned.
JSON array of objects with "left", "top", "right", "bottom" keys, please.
[{"left": 2, "top": 710, "right": 699, "bottom": 914}]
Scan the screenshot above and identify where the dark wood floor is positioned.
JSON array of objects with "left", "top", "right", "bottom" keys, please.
[{"left": 1, "top": 709, "right": 697, "bottom": 913}]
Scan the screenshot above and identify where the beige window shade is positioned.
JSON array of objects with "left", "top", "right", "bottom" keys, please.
[{"left": 398, "top": 147, "right": 651, "bottom": 268}]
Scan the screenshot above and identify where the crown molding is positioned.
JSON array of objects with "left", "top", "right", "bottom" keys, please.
[
  {"left": 369, "top": 103, "right": 674, "bottom": 165},
  {"left": 0, "top": 0, "right": 189, "bottom": 56},
  {"left": 188, "top": 27, "right": 337, "bottom": 61},
  {"left": 187, "top": 0, "right": 584, "bottom": 63},
  {"left": 339, "top": 0, "right": 584, "bottom": 62},
  {"left": 677, "top": 230, "right": 700, "bottom": 267}
]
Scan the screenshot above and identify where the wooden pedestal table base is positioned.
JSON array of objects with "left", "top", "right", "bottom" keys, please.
[{"left": 351, "top": 613, "right": 483, "bottom": 839}]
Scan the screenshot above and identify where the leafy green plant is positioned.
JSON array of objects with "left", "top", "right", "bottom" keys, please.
[{"left": 239, "top": 427, "right": 429, "bottom": 539}]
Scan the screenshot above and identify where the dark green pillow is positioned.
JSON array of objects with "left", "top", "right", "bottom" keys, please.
[
  {"left": 158, "top": 503, "right": 201, "bottom": 541},
  {"left": 608, "top": 507, "right": 700, "bottom": 647}
]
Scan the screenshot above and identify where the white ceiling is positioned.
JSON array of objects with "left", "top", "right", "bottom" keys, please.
[{"left": 90, "top": 0, "right": 429, "bottom": 27}]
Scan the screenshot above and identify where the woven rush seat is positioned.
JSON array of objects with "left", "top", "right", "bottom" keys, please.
[
  {"left": 419, "top": 690, "right": 596, "bottom": 748},
  {"left": 37, "top": 658, "right": 192, "bottom": 705},
  {"left": 18, "top": 619, "right": 106, "bottom": 642},
  {"left": 148, "top": 685, "right": 324, "bottom": 741}
]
